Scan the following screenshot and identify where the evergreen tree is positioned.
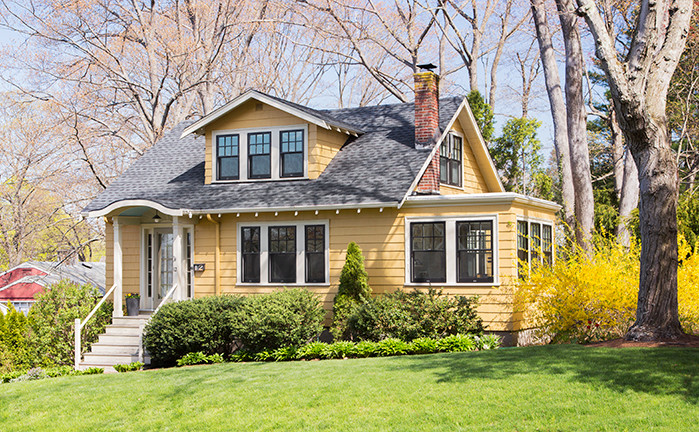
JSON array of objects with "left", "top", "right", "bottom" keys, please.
[
  {"left": 332, "top": 242, "right": 370, "bottom": 340},
  {"left": 466, "top": 90, "right": 495, "bottom": 143}
]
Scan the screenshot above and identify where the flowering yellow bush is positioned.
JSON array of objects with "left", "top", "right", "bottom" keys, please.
[{"left": 517, "top": 235, "right": 699, "bottom": 343}]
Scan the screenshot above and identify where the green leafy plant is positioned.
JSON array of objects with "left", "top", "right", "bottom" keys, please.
[
  {"left": 144, "top": 295, "right": 244, "bottom": 367},
  {"left": 352, "top": 341, "right": 378, "bottom": 358},
  {"left": 79, "top": 367, "right": 104, "bottom": 375},
  {"left": 295, "top": 342, "right": 328, "bottom": 360},
  {"left": 113, "top": 362, "right": 144, "bottom": 373},
  {"left": 228, "top": 288, "right": 324, "bottom": 353},
  {"left": 407, "top": 337, "right": 438, "bottom": 355},
  {"left": 0, "top": 303, "right": 30, "bottom": 371},
  {"left": 322, "top": 341, "right": 355, "bottom": 359},
  {"left": 332, "top": 242, "right": 371, "bottom": 340},
  {"left": 177, "top": 352, "right": 224, "bottom": 367},
  {"left": 436, "top": 334, "right": 478, "bottom": 353},
  {"left": 477, "top": 334, "right": 502, "bottom": 350},
  {"left": 375, "top": 338, "right": 410, "bottom": 356},
  {"left": 125, "top": 293, "right": 140, "bottom": 300}
]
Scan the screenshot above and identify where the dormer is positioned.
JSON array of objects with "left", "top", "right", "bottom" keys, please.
[{"left": 180, "top": 91, "right": 363, "bottom": 185}]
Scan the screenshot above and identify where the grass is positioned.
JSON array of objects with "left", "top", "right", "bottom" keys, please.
[{"left": 1, "top": 345, "right": 697, "bottom": 431}]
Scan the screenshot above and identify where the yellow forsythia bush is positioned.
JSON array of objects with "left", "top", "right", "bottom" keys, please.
[{"left": 517, "top": 235, "right": 699, "bottom": 343}]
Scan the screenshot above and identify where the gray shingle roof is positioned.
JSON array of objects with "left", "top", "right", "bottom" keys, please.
[{"left": 83, "top": 96, "right": 464, "bottom": 214}]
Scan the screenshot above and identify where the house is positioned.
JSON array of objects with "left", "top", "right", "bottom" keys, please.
[
  {"left": 79, "top": 70, "right": 559, "bottom": 367},
  {"left": 0, "top": 261, "right": 106, "bottom": 314}
]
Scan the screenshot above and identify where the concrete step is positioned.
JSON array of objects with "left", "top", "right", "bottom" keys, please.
[
  {"left": 98, "top": 334, "right": 141, "bottom": 346},
  {"left": 111, "top": 316, "right": 151, "bottom": 327},
  {"left": 89, "top": 343, "right": 141, "bottom": 355},
  {"left": 105, "top": 326, "right": 142, "bottom": 336},
  {"left": 82, "top": 353, "right": 150, "bottom": 365}
]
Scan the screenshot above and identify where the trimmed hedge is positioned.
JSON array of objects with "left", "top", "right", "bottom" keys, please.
[
  {"left": 144, "top": 295, "right": 244, "bottom": 367},
  {"left": 336, "top": 288, "right": 484, "bottom": 341}
]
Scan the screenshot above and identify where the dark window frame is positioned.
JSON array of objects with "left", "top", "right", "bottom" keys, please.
[
  {"left": 542, "top": 224, "right": 553, "bottom": 265},
  {"left": 280, "top": 129, "right": 305, "bottom": 178},
  {"left": 410, "top": 222, "right": 447, "bottom": 283},
  {"left": 456, "top": 220, "right": 494, "bottom": 283},
  {"left": 305, "top": 225, "right": 325, "bottom": 283},
  {"left": 517, "top": 220, "right": 529, "bottom": 279},
  {"left": 440, "top": 133, "right": 463, "bottom": 187},
  {"left": 247, "top": 132, "right": 272, "bottom": 179},
  {"left": 216, "top": 134, "right": 240, "bottom": 181},
  {"left": 268, "top": 226, "right": 297, "bottom": 283},
  {"left": 242, "top": 226, "right": 261, "bottom": 283}
]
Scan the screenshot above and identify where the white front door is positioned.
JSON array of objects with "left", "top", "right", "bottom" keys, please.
[{"left": 143, "top": 226, "right": 194, "bottom": 310}]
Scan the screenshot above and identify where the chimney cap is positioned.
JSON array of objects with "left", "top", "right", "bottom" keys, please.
[{"left": 417, "top": 63, "right": 437, "bottom": 72}]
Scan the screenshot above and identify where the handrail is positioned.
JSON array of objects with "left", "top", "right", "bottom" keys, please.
[
  {"left": 74, "top": 283, "right": 117, "bottom": 369},
  {"left": 154, "top": 283, "right": 178, "bottom": 315}
]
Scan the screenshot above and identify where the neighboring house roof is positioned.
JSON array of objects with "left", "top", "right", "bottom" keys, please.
[
  {"left": 0, "top": 262, "right": 106, "bottom": 302},
  {"left": 83, "top": 96, "right": 465, "bottom": 216}
]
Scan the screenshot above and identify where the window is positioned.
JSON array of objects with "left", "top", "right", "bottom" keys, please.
[
  {"left": 305, "top": 225, "right": 325, "bottom": 283},
  {"left": 440, "top": 133, "right": 462, "bottom": 187},
  {"left": 216, "top": 134, "right": 239, "bottom": 180},
  {"left": 269, "top": 226, "right": 296, "bottom": 283},
  {"left": 517, "top": 221, "right": 529, "bottom": 278},
  {"left": 410, "top": 222, "right": 446, "bottom": 283},
  {"left": 242, "top": 227, "right": 260, "bottom": 283},
  {"left": 518, "top": 219, "right": 554, "bottom": 278},
  {"left": 457, "top": 221, "right": 494, "bottom": 283},
  {"left": 542, "top": 225, "right": 553, "bottom": 264},
  {"left": 248, "top": 132, "right": 271, "bottom": 179},
  {"left": 238, "top": 221, "right": 328, "bottom": 285},
  {"left": 280, "top": 130, "right": 304, "bottom": 177}
]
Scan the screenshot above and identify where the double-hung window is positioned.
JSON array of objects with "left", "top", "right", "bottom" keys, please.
[
  {"left": 456, "top": 221, "right": 494, "bottom": 283},
  {"left": 408, "top": 217, "right": 497, "bottom": 285},
  {"left": 410, "top": 222, "right": 446, "bottom": 283},
  {"left": 440, "top": 133, "right": 462, "bottom": 187},
  {"left": 517, "top": 219, "right": 554, "bottom": 278},
  {"left": 216, "top": 134, "right": 239, "bottom": 180},
  {"left": 248, "top": 132, "right": 271, "bottom": 179},
  {"left": 269, "top": 226, "right": 296, "bottom": 283},
  {"left": 280, "top": 130, "right": 304, "bottom": 177},
  {"left": 239, "top": 221, "right": 327, "bottom": 285}
]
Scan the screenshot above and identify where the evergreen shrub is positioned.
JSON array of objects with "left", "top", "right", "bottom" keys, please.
[{"left": 332, "top": 242, "right": 371, "bottom": 340}]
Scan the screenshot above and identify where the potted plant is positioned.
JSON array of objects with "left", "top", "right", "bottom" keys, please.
[{"left": 125, "top": 293, "right": 140, "bottom": 316}]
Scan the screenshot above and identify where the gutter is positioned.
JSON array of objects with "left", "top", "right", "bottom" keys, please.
[{"left": 403, "top": 192, "right": 562, "bottom": 212}]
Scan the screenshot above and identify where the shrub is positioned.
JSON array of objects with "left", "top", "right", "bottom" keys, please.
[
  {"left": 144, "top": 295, "right": 244, "bottom": 367},
  {"left": 374, "top": 338, "right": 410, "bottom": 356},
  {"left": 332, "top": 242, "right": 371, "bottom": 340},
  {"left": 477, "top": 334, "right": 502, "bottom": 350},
  {"left": 352, "top": 340, "right": 378, "bottom": 358},
  {"left": 517, "top": 234, "right": 699, "bottom": 342},
  {"left": 322, "top": 341, "right": 355, "bottom": 359},
  {"left": 176, "top": 352, "right": 224, "bottom": 367},
  {"left": 407, "top": 337, "right": 438, "bottom": 355},
  {"left": 113, "top": 362, "right": 144, "bottom": 373},
  {"left": 26, "top": 280, "right": 112, "bottom": 367},
  {"left": 228, "top": 289, "right": 324, "bottom": 352},
  {"left": 337, "top": 288, "right": 484, "bottom": 341},
  {"left": 295, "top": 342, "right": 328, "bottom": 360},
  {"left": 436, "top": 334, "right": 477, "bottom": 352},
  {"left": 80, "top": 367, "right": 104, "bottom": 375},
  {"left": 0, "top": 303, "right": 30, "bottom": 371}
]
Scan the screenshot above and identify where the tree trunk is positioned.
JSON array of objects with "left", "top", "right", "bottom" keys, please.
[
  {"left": 625, "top": 124, "right": 683, "bottom": 340},
  {"left": 611, "top": 108, "right": 625, "bottom": 201},
  {"left": 530, "top": 0, "right": 576, "bottom": 230},
  {"left": 610, "top": 107, "right": 639, "bottom": 246},
  {"left": 558, "top": 0, "right": 595, "bottom": 249}
]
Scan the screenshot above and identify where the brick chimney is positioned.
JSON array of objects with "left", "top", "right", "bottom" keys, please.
[{"left": 414, "top": 69, "right": 440, "bottom": 194}]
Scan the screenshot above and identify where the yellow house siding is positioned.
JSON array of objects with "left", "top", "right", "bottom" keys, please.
[
  {"left": 308, "top": 126, "right": 348, "bottom": 179},
  {"left": 105, "top": 220, "right": 141, "bottom": 297}
]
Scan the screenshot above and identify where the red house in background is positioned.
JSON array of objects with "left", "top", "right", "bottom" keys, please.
[{"left": 0, "top": 261, "right": 105, "bottom": 314}]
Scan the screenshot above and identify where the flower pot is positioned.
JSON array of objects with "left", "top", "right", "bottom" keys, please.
[{"left": 126, "top": 297, "right": 140, "bottom": 316}]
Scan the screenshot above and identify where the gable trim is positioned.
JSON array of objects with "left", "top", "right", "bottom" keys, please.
[
  {"left": 180, "top": 90, "right": 364, "bottom": 138},
  {"left": 398, "top": 97, "right": 505, "bottom": 208},
  {"left": 83, "top": 200, "right": 185, "bottom": 218}
]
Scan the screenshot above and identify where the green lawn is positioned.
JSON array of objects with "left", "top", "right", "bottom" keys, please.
[{"left": 1, "top": 345, "right": 697, "bottom": 431}]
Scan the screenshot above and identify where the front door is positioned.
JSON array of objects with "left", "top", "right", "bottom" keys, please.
[{"left": 143, "top": 226, "right": 194, "bottom": 310}]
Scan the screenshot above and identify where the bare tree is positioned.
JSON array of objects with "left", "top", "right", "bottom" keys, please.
[{"left": 576, "top": 0, "right": 693, "bottom": 340}]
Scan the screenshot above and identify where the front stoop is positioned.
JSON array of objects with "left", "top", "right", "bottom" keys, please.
[{"left": 77, "top": 314, "right": 152, "bottom": 373}]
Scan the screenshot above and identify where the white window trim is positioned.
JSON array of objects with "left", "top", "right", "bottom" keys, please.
[
  {"left": 516, "top": 216, "right": 555, "bottom": 276},
  {"left": 404, "top": 215, "right": 499, "bottom": 286},
  {"left": 236, "top": 220, "right": 330, "bottom": 286},
  {"left": 212, "top": 124, "right": 309, "bottom": 183},
  {"left": 439, "top": 130, "right": 466, "bottom": 191}
]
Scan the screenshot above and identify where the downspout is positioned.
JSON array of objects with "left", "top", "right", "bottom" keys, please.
[{"left": 206, "top": 214, "right": 221, "bottom": 296}]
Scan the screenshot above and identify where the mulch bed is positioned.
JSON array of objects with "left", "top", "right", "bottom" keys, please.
[{"left": 588, "top": 333, "right": 699, "bottom": 348}]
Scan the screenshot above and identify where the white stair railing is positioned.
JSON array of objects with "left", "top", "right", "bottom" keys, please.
[
  {"left": 154, "top": 283, "right": 178, "bottom": 315},
  {"left": 74, "top": 283, "right": 117, "bottom": 369}
]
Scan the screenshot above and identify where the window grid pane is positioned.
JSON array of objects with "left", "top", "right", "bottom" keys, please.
[
  {"left": 305, "top": 225, "right": 325, "bottom": 283},
  {"left": 410, "top": 222, "right": 446, "bottom": 283},
  {"left": 269, "top": 226, "right": 296, "bottom": 283},
  {"left": 280, "top": 130, "right": 304, "bottom": 177},
  {"left": 457, "top": 221, "right": 493, "bottom": 283},
  {"left": 542, "top": 225, "right": 553, "bottom": 265},
  {"left": 248, "top": 132, "right": 271, "bottom": 179},
  {"left": 439, "top": 134, "right": 462, "bottom": 187},
  {"left": 216, "top": 134, "right": 239, "bottom": 180},
  {"left": 517, "top": 221, "right": 529, "bottom": 278},
  {"left": 531, "top": 223, "right": 541, "bottom": 263},
  {"left": 242, "top": 227, "right": 260, "bottom": 283}
]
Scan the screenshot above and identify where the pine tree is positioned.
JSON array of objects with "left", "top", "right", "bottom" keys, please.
[{"left": 337, "top": 242, "right": 370, "bottom": 301}]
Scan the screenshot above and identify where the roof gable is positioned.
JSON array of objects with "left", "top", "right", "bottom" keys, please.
[{"left": 181, "top": 90, "right": 363, "bottom": 138}]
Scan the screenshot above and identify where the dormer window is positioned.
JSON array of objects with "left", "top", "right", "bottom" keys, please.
[
  {"left": 280, "top": 130, "right": 304, "bottom": 177},
  {"left": 216, "top": 134, "right": 239, "bottom": 180},
  {"left": 440, "top": 133, "right": 462, "bottom": 187},
  {"left": 212, "top": 124, "right": 308, "bottom": 182},
  {"left": 248, "top": 132, "right": 272, "bottom": 179}
]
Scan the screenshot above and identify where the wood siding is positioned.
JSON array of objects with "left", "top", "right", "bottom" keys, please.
[{"left": 440, "top": 116, "right": 490, "bottom": 195}]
